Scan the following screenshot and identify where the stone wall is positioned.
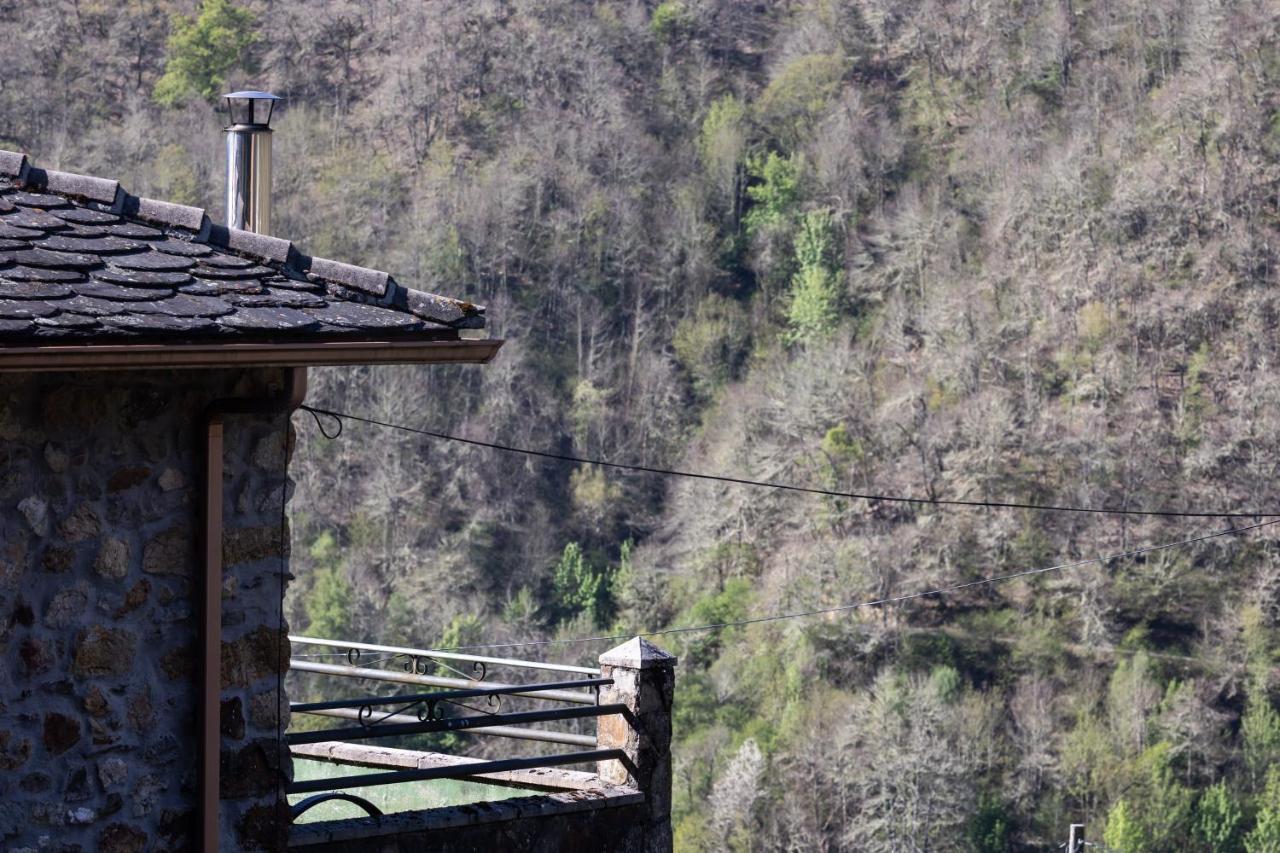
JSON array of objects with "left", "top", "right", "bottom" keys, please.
[
  {"left": 0, "top": 367, "right": 294, "bottom": 852},
  {"left": 289, "top": 795, "right": 649, "bottom": 853}
]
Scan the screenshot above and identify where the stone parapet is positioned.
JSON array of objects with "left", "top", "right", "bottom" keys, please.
[{"left": 287, "top": 790, "right": 646, "bottom": 853}]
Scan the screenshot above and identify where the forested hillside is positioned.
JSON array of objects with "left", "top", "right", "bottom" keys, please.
[{"left": 6, "top": 0, "right": 1280, "bottom": 848}]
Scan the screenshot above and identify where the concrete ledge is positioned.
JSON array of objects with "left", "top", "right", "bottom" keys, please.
[{"left": 291, "top": 742, "right": 615, "bottom": 792}]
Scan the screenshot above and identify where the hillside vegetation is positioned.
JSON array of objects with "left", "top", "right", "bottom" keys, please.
[{"left": 5, "top": 0, "right": 1280, "bottom": 849}]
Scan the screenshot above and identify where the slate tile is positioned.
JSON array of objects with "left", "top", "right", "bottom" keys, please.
[
  {"left": 151, "top": 238, "right": 212, "bottom": 257},
  {"left": 73, "top": 280, "right": 175, "bottom": 301},
  {"left": 38, "top": 235, "right": 145, "bottom": 255},
  {"left": 11, "top": 192, "right": 70, "bottom": 209},
  {"left": 228, "top": 289, "right": 326, "bottom": 309},
  {"left": 60, "top": 295, "right": 133, "bottom": 316},
  {"left": 219, "top": 306, "right": 321, "bottom": 331},
  {"left": 191, "top": 263, "right": 272, "bottom": 279},
  {"left": 110, "top": 251, "right": 196, "bottom": 272},
  {"left": 305, "top": 300, "right": 432, "bottom": 329},
  {"left": 104, "top": 313, "right": 219, "bottom": 335},
  {"left": 197, "top": 254, "right": 256, "bottom": 269},
  {"left": 104, "top": 222, "right": 163, "bottom": 239},
  {"left": 0, "top": 299, "right": 58, "bottom": 318},
  {"left": 261, "top": 275, "right": 324, "bottom": 292},
  {"left": 62, "top": 224, "right": 109, "bottom": 237},
  {"left": 51, "top": 207, "right": 120, "bottom": 225},
  {"left": 0, "top": 317, "right": 34, "bottom": 333},
  {"left": 0, "top": 279, "right": 74, "bottom": 300},
  {"left": 127, "top": 294, "right": 234, "bottom": 317},
  {"left": 180, "top": 280, "right": 263, "bottom": 296},
  {"left": 36, "top": 313, "right": 98, "bottom": 329},
  {"left": 95, "top": 266, "right": 192, "bottom": 287},
  {"left": 0, "top": 222, "right": 44, "bottom": 239},
  {"left": 0, "top": 266, "right": 86, "bottom": 282},
  {"left": 3, "top": 248, "right": 101, "bottom": 269},
  {"left": 3, "top": 210, "right": 68, "bottom": 229},
  {"left": 0, "top": 159, "right": 483, "bottom": 345}
]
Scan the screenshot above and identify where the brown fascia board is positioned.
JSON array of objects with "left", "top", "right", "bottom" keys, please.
[{"left": 0, "top": 338, "right": 503, "bottom": 372}]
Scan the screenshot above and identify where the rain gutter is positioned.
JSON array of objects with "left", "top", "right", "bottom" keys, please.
[{"left": 0, "top": 338, "right": 501, "bottom": 372}]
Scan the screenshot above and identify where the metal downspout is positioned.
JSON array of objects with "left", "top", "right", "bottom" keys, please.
[{"left": 200, "top": 367, "right": 308, "bottom": 852}]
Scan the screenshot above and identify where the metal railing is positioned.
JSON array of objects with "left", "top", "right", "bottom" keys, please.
[
  {"left": 289, "top": 635, "right": 601, "bottom": 679},
  {"left": 292, "top": 677, "right": 612, "bottom": 719},
  {"left": 288, "top": 685, "right": 625, "bottom": 747},
  {"left": 285, "top": 635, "right": 627, "bottom": 818},
  {"left": 287, "top": 750, "right": 629, "bottom": 795},
  {"left": 295, "top": 707, "right": 597, "bottom": 748},
  {"left": 289, "top": 659, "right": 599, "bottom": 705}
]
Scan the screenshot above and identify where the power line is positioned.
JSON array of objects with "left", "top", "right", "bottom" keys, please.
[
  {"left": 299, "top": 404, "right": 1279, "bottom": 520},
  {"left": 415, "top": 518, "right": 1280, "bottom": 652}
]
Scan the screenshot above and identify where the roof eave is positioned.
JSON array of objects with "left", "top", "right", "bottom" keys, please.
[{"left": 0, "top": 338, "right": 503, "bottom": 372}]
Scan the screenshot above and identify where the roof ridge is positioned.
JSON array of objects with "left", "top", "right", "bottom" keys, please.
[{"left": 0, "top": 147, "right": 485, "bottom": 329}]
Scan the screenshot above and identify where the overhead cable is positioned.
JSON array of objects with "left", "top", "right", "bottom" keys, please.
[{"left": 299, "top": 404, "right": 1278, "bottom": 520}]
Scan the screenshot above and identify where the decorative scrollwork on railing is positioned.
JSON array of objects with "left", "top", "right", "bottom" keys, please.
[
  {"left": 395, "top": 653, "right": 487, "bottom": 682},
  {"left": 437, "top": 694, "right": 502, "bottom": 717},
  {"left": 416, "top": 700, "right": 445, "bottom": 723},
  {"left": 403, "top": 655, "right": 427, "bottom": 675},
  {"left": 323, "top": 648, "right": 493, "bottom": 683},
  {"left": 290, "top": 792, "right": 382, "bottom": 822},
  {"left": 350, "top": 692, "right": 506, "bottom": 728}
]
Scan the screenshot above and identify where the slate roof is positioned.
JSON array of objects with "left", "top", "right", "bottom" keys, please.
[{"left": 0, "top": 150, "right": 484, "bottom": 344}]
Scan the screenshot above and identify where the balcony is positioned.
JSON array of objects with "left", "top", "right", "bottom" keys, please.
[{"left": 282, "top": 635, "right": 676, "bottom": 853}]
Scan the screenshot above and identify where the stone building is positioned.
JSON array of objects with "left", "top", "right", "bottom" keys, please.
[
  {"left": 0, "top": 146, "right": 496, "bottom": 850},
  {"left": 0, "top": 107, "right": 676, "bottom": 851}
]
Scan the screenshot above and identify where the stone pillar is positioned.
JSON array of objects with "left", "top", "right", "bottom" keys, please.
[{"left": 597, "top": 637, "right": 676, "bottom": 853}]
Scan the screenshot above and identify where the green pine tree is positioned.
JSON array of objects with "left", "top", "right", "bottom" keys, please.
[
  {"left": 1104, "top": 800, "right": 1147, "bottom": 853},
  {"left": 154, "top": 0, "right": 259, "bottom": 106},
  {"left": 552, "top": 542, "right": 617, "bottom": 627},
  {"left": 742, "top": 151, "right": 801, "bottom": 236},
  {"left": 1197, "top": 782, "right": 1244, "bottom": 852},
  {"left": 304, "top": 565, "right": 353, "bottom": 639},
  {"left": 1243, "top": 694, "right": 1280, "bottom": 789},
  {"left": 786, "top": 209, "right": 842, "bottom": 343},
  {"left": 1245, "top": 767, "right": 1280, "bottom": 853}
]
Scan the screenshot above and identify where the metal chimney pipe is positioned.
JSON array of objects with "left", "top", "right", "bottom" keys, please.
[{"left": 222, "top": 91, "right": 281, "bottom": 234}]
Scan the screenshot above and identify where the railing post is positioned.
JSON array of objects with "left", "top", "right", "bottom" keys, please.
[{"left": 597, "top": 637, "right": 677, "bottom": 853}]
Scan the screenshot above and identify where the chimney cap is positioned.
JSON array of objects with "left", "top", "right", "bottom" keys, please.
[
  {"left": 223, "top": 90, "right": 283, "bottom": 101},
  {"left": 222, "top": 91, "right": 283, "bottom": 129}
]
